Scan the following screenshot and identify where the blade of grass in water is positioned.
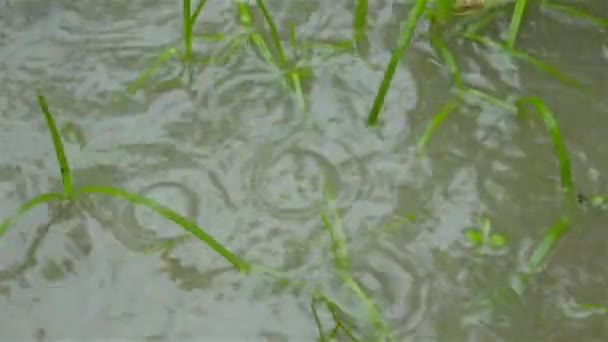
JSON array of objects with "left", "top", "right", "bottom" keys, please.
[
  {"left": 367, "top": 0, "right": 428, "bottom": 126},
  {"left": 417, "top": 100, "right": 459, "bottom": 153},
  {"left": 237, "top": 2, "right": 274, "bottom": 65},
  {"left": 128, "top": 48, "right": 178, "bottom": 93},
  {"left": 510, "top": 217, "right": 570, "bottom": 297},
  {"left": 434, "top": 0, "right": 456, "bottom": 23},
  {"left": 443, "top": 5, "right": 500, "bottom": 38},
  {"left": 76, "top": 185, "right": 251, "bottom": 273},
  {"left": 200, "top": 34, "right": 249, "bottom": 66},
  {"left": 256, "top": 0, "right": 287, "bottom": 68},
  {"left": 516, "top": 96, "right": 573, "bottom": 198},
  {"left": 320, "top": 196, "right": 349, "bottom": 271},
  {"left": 0, "top": 192, "right": 65, "bottom": 237},
  {"left": 312, "top": 292, "right": 360, "bottom": 340},
  {"left": 506, "top": 0, "right": 528, "bottom": 49},
  {"left": 183, "top": 0, "right": 193, "bottom": 61},
  {"left": 353, "top": 0, "right": 368, "bottom": 41},
  {"left": 465, "top": 34, "right": 582, "bottom": 87},
  {"left": 466, "top": 10, "right": 500, "bottom": 34},
  {"left": 288, "top": 19, "right": 297, "bottom": 50},
  {"left": 190, "top": 0, "right": 209, "bottom": 27},
  {"left": 37, "top": 95, "right": 73, "bottom": 198},
  {"left": 456, "top": 87, "right": 517, "bottom": 112},
  {"left": 527, "top": 217, "right": 569, "bottom": 273},
  {"left": 253, "top": 0, "right": 307, "bottom": 111},
  {"left": 542, "top": 1, "right": 608, "bottom": 29},
  {"left": 429, "top": 33, "right": 464, "bottom": 88},
  {"left": 289, "top": 71, "right": 307, "bottom": 112},
  {"left": 321, "top": 193, "right": 392, "bottom": 340}
]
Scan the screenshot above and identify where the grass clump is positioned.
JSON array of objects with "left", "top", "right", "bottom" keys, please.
[
  {"left": 1, "top": 94, "right": 396, "bottom": 341},
  {"left": 4, "top": 0, "right": 607, "bottom": 338},
  {"left": 1, "top": 95, "right": 251, "bottom": 273}
]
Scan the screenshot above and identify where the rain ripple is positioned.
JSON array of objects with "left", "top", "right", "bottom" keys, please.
[{"left": 246, "top": 130, "right": 370, "bottom": 221}]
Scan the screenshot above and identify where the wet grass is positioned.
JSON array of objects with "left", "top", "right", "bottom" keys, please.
[
  {"left": 367, "top": 0, "right": 429, "bottom": 126},
  {"left": 2, "top": 0, "right": 607, "bottom": 339},
  {"left": 1, "top": 96, "right": 251, "bottom": 273}
]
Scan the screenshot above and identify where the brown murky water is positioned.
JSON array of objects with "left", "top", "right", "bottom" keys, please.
[{"left": 1, "top": 1, "right": 607, "bottom": 341}]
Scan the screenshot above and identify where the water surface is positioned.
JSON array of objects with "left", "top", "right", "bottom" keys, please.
[{"left": 1, "top": 1, "right": 607, "bottom": 340}]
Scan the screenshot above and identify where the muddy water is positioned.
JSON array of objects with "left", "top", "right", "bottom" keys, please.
[{"left": 0, "top": 1, "right": 607, "bottom": 341}]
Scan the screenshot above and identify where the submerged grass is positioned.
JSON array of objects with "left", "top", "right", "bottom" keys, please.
[
  {"left": 1, "top": 94, "right": 393, "bottom": 340},
  {"left": 1, "top": 95, "right": 251, "bottom": 273},
  {"left": 541, "top": 1, "right": 608, "bottom": 29},
  {"left": 353, "top": 0, "right": 368, "bottom": 42},
  {"left": 516, "top": 96, "right": 573, "bottom": 198},
  {"left": 367, "top": 0, "right": 429, "bottom": 126},
  {"left": 506, "top": 0, "right": 528, "bottom": 48},
  {"left": 465, "top": 33, "right": 582, "bottom": 87},
  {"left": 4, "top": 0, "right": 606, "bottom": 338},
  {"left": 319, "top": 193, "right": 393, "bottom": 341},
  {"left": 416, "top": 99, "right": 459, "bottom": 153}
]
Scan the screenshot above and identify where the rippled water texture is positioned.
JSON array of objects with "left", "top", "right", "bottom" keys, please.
[{"left": 1, "top": 0, "right": 607, "bottom": 340}]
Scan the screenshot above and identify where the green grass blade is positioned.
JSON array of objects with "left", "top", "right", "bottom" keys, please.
[
  {"left": 434, "top": 0, "right": 456, "bottom": 23},
  {"left": 542, "top": 2, "right": 608, "bottom": 29},
  {"left": 76, "top": 185, "right": 251, "bottom": 273},
  {"left": 417, "top": 100, "right": 459, "bottom": 153},
  {"left": 250, "top": 34, "right": 275, "bottom": 64},
  {"left": 237, "top": 2, "right": 275, "bottom": 65},
  {"left": 510, "top": 49, "right": 581, "bottom": 87},
  {"left": 290, "top": 71, "right": 307, "bottom": 112},
  {"left": 190, "top": 0, "right": 209, "bottom": 27},
  {"left": 127, "top": 48, "right": 179, "bottom": 93},
  {"left": 506, "top": 0, "right": 528, "bottom": 49},
  {"left": 465, "top": 34, "right": 582, "bottom": 87},
  {"left": 509, "top": 217, "right": 570, "bottom": 297},
  {"left": 320, "top": 194, "right": 392, "bottom": 340},
  {"left": 367, "top": 0, "right": 428, "bottom": 126},
  {"left": 37, "top": 95, "right": 73, "bottom": 198},
  {"left": 339, "top": 271, "right": 393, "bottom": 341},
  {"left": 183, "top": 0, "right": 193, "bottom": 61},
  {"left": 458, "top": 87, "right": 517, "bottom": 112},
  {"left": 353, "top": 0, "right": 368, "bottom": 41},
  {"left": 288, "top": 19, "right": 297, "bottom": 50},
  {"left": 466, "top": 10, "right": 501, "bottom": 34},
  {"left": 527, "top": 217, "right": 569, "bottom": 273},
  {"left": 0, "top": 192, "right": 65, "bottom": 237},
  {"left": 429, "top": 33, "right": 464, "bottom": 88},
  {"left": 516, "top": 96, "right": 573, "bottom": 197},
  {"left": 200, "top": 34, "right": 248, "bottom": 65},
  {"left": 320, "top": 196, "right": 349, "bottom": 271},
  {"left": 256, "top": 0, "right": 287, "bottom": 68},
  {"left": 314, "top": 291, "right": 361, "bottom": 339},
  {"left": 237, "top": 1, "right": 252, "bottom": 25}
]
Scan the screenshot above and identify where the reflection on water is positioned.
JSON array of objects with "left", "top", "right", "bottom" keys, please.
[{"left": 1, "top": 0, "right": 607, "bottom": 340}]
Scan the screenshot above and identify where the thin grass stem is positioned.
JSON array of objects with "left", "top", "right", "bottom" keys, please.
[
  {"left": 506, "top": 0, "right": 528, "bottom": 48},
  {"left": 353, "top": 0, "right": 368, "bottom": 41},
  {"left": 542, "top": 1, "right": 608, "bottom": 29},
  {"left": 516, "top": 96, "right": 573, "bottom": 198},
  {"left": 37, "top": 95, "right": 73, "bottom": 198},
  {"left": 191, "top": 0, "right": 209, "bottom": 27},
  {"left": 465, "top": 34, "right": 582, "bottom": 87},
  {"left": 0, "top": 192, "right": 65, "bottom": 237},
  {"left": 256, "top": 0, "right": 287, "bottom": 68},
  {"left": 183, "top": 0, "right": 193, "bottom": 61},
  {"left": 367, "top": 0, "right": 429, "bottom": 126},
  {"left": 429, "top": 33, "right": 464, "bottom": 88},
  {"left": 417, "top": 100, "right": 459, "bottom": 153},
  {"left": 76, "top": 185, "right": 251, "bottom": 273}
]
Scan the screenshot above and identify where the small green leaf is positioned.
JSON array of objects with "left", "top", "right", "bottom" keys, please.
[
  {"left": 490, "top": 234, "right": 507, "bottom": 247},
  {"left": 466, "top": 228, "right": 483, "bottom": 244}
]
